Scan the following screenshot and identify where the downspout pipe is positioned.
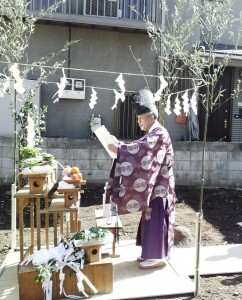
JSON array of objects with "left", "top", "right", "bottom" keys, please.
[
  {"left": 68, "top": 23, "right": 71, "bottom": 78},
  {"left": 157, "top": 0, "right": 165, "bottom": 125}
]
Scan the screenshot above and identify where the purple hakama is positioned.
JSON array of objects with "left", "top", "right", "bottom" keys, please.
[{"left": 136, "top": 197, "right": 168, "bottom": 259}]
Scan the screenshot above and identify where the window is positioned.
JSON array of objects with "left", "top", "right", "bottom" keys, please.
[
  {"left": 84, "top": 0, "right": 118, "bottom": 17},
  {"left": 114, "top": 93, "right": 143, "bottom": 140}
]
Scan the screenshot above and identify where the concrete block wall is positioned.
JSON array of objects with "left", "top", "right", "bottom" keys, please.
[
  {"left": 0, "top": 136, "right": 242, "bottom": 188},
  {"left": 0, "top": 137, "right": 15, "bottom": 184},
  {"left": 173, "top": 142, "right": 242, "bottom": 187},
  {"left": 40, "top": 137, "right": 113, "bottom": 185}
]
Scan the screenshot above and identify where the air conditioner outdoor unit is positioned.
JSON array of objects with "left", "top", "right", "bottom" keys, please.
[{"left": 59, "top": 78, "right": 86, "bottom": 99}]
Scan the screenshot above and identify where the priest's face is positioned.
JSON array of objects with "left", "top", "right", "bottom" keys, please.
[{"left": 137, "top": 115, "right": 155, "bottom": 132}]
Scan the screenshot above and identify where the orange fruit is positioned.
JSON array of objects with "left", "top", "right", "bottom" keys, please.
[
  {"left": 77, "top": 172, "right": 82, "bottom": 180},
  {"left": 71, "top": 167, "right": 80, "bottom": 174},
  {"left": 70, "top": 174, "right": 79, "bottom": 180}
]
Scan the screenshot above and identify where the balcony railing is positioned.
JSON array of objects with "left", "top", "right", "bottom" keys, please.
[{"left": 28, "top": 0, "right": 161, "bottom": 23}]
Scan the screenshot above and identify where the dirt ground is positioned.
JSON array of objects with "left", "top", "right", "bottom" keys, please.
[{"left": 0, "top": 184, "right": 242, "bottom": 299}]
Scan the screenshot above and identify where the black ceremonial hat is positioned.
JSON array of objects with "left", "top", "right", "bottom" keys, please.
[{"left": 131, "top": 89, "right": 158, "bottom": 118}]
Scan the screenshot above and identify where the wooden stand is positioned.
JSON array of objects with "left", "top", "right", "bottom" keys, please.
[
  {"left": 14, "top": 187, "right": 49, "bottom": 261},
  {"left": 16, "top": 176, "right": 114, "bottom": 300},
  {"left": 95, "top": 209, "right": 123, "bottom": 258},
  {"left": 82, "top": 244, "right": 103, "bottom": 263},
  {"left": 57, "top": 188, "right": 79, "bottom": 208},
  {"left": 58, "top": 179, "right": 86, "bottom": 208},
  {"left": 19, "top": 257, "right": 113, "bottom": 300},
  {"left": 22, "top": 170, "right": 55, "bottom": 194},
  {"left": 63, "top": 179, "right": 86, "bottom": 188},
  {"left": 40, "top": 197, "right": 81, "bottom": 246},
  {"left": 15, "top": 175, "right": 86, "bottom": 258}
]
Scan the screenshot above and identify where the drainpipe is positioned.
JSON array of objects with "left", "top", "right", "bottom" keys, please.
[
  {"left": 68, "top": 24, "right": 71, "bottom": 78},
  {"left": 157, "top": 0, "right": 166, "bottom": 125}
]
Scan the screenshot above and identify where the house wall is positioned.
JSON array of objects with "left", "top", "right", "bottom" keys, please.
[
  {"left": 1, "top": 136, "right": 242, "bottom": 188},
  {"left": 0, "top": 80, "right": 40, "bottom": 137},
  {"left": 26, "top": 24, "right": 160, "bottom": 139},
  {"left": 1, "top": 2, "right": 242, "bottom": 148},
  {"left": 219, "top": 0, "right": 242, "bottom": 47},
  {"left": 167, "top": 0, "right": 242, "bottom": 49},
  {"left": 0, "top": 22, "right": 189, "bottom": 142}
]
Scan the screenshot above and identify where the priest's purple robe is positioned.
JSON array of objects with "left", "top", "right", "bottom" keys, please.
[{"left": 105, "top": 122, "right": 176, "bottom": 258}]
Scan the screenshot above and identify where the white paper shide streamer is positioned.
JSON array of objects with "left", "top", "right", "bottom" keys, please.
[
  {"left": 153, "top": 75, "right": 168, "bottom": 102},
  {"left": 173, "top": 96, "right": 181, "bottom": 116},
  {"left": 182, "top": 91, "right": 189, "bottom": 115},
  {"left": 112, "top": 73, "right": 126, "bottom": 110},
  {"left": 190, "top": 92, "right": 198, "bottom": 115},
  {"left": 42, "top": 276, "right": 52, "bottom": 300},
  {"left": 89, "top": 87, "right": 98, "bottom": 109},
  {"left": 116, "top": 73, "right": 125, "bottom": 95},
  {"left": 53, "top": 68, "right": 67, "bottom": 103},
  {"left": 162, "top": 87, "right": 199, "bottom": 117},
  {"left": 164, "top": 95, "right": 172, "bottom": 115},
  {"left": 9, "top": 63, "right": 26, "bottom": 94}
]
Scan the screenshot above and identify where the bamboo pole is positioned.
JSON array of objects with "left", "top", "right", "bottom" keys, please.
[
  {"left": 11, "top": 183, "right": 17, "bottom": 249},
  {"left": 194, "top": 211, "right": 202, "bottom": 296},
  {"left": 11, "top": 89, "right": 17, "bottom": 250},
  {"left": 194, "top": 25, "right": 211, "bottom": 295}
]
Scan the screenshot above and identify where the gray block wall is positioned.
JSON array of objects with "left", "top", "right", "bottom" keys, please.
[
  {"left": 173, "top": 142, "right": 242, "bottom": 187},
  {"left": 0, "top": 137, "right": 15, "bottom": 184},
  {"left": 0, "top": 136, "right": 242, "bottom": 188}
]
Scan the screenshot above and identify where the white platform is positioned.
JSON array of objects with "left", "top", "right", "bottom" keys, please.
[
  {"left": 93, "top": 240, "right": 194, "bottom": 299},
  {"left": 169, "top": 244, "right": 242, "bottom": 276},
  {"left": 0, "top": 249, "right": 19, "bottom": 300},
  {"left": 1, "top": 241, "right": 242, "bottom": 300}
]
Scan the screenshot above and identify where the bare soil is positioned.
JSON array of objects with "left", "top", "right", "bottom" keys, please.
[{"left": 0, "top": 184, "right": 242, "bottom": 299}]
